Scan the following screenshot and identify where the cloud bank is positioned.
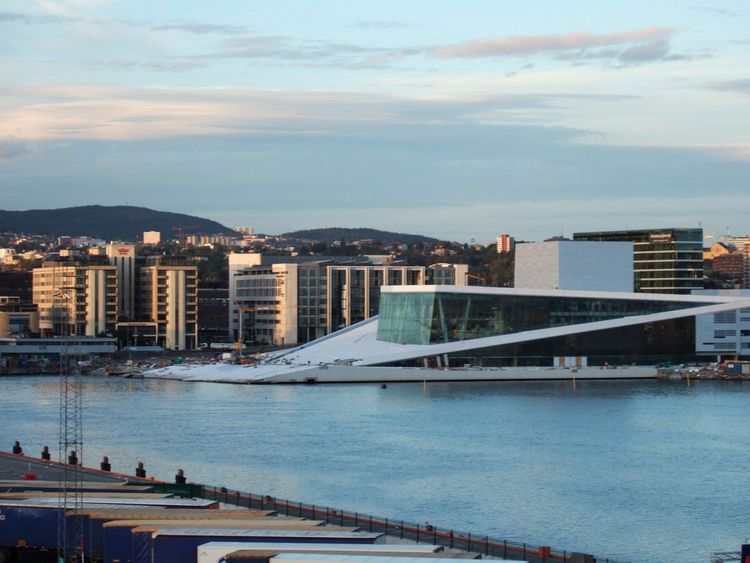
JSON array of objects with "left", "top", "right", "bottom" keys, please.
[{"left": 432, "top": 28, "right": 682, "bottom": 64}]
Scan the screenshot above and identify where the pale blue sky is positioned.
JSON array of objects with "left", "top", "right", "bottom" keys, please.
[{"left": 1, "top": 0, "right": 748, "bottom": 241}]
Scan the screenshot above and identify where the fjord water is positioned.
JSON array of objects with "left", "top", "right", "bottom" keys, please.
[{"left": 2, "top": 377, "right": 748, "bottom": 562}]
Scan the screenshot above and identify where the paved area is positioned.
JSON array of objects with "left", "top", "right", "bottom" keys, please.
[{"left": 0, "top": 451, "right": 129, "bottom": 483}]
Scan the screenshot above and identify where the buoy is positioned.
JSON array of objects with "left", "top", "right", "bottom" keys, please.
[
  {"left": 22, "top": 472, "right": 36, "bottom": 480},
  {"left": 380, "top": 383, "right": 387, "bottom": 389}
]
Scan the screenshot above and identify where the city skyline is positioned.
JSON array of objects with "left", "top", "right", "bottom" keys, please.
[{"left": 1, "top": 1, "right": 749, "bottom": 242}]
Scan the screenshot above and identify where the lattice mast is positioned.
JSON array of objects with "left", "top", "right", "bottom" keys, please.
[{"left": 55, "top": 263, "right": 85, "bottom": 562}]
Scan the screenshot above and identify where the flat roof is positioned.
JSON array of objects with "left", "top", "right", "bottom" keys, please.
[{"left": 379, "top": 285, "right": 745, "bottom": 304}]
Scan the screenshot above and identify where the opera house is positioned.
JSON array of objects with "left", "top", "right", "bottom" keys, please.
[{"left": 147, "top": 285, "right": 750, "bottom": 383}]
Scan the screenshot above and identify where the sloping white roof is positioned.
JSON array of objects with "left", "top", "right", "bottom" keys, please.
[{"left": 144, "top": 287, "right": 750, "bottom": 383}]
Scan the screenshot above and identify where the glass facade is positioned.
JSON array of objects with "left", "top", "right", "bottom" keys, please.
[
  {"left": 573, "top": 228, "right": 704, "bottom": 294},
  {"left": 377, "top": 291, "right": 712, "bottom": 345},
  {"left": 446, "top": 318, "right": 697, "bottom": 367}
]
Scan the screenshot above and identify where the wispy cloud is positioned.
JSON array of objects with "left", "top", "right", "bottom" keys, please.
[
  {"left": 711, "top": 78, "right": 750, "bottom": 95},
  {"left": 0, "top": 139, "right": 29, "bottom": 160},
  {"left": 690, "top": 5, "right": 741, "bottom": 18},
  {"left": 86, "top": 59, "right": 208, "bottom": 72},
  {"left": 0, "top": 85, "right": 622, "bottom": 142},
  {"left": 348, "top": 20, "right": 412, "bottom": 30},
  {"left": 152, "top": 22, "right": 249, "bottom": 35},
  {"left": 197, "top": 35, "right": 410, "bottom": 69},
  {"left": 431, "top": 28, "right": 682, "bottom": 65},
  {"left": 195, "top": 27, "right": 687, "bottom": 69},
  {"left": 0, "top": 10, "right": 77, "bottom": 24}
]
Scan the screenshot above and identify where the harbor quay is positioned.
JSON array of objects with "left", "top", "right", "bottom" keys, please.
[{"left": 0, "top": 449, "right": 619, "bottom": 563}]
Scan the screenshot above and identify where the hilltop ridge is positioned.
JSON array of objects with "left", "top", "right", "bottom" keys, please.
[{"left": 0, "top": 205, "right": 236, "bottom": 241}]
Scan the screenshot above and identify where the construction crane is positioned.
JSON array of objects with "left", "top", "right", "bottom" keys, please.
[{"left": 172, "top": 225, "right": 199, "bottom": 246}]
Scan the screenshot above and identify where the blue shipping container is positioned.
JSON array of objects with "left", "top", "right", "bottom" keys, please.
[{"left": 134, "top": 529, "right": 384, "bottom": 563}]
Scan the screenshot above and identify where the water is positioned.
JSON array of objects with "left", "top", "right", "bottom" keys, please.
[{"left": 1, "top": 376, "right": 748, "bottom": 562}]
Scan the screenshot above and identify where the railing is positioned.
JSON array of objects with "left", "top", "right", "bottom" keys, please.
[{"left": 200, "top": 485, "right": 630, "bottom": 563}]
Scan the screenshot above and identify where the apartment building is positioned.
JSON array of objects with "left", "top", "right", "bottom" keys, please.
[
  {"left": 496, "top": 234, "right": 515, "bottom": 254},
  {"left": 137, "top": 262, "right": 198, "bottom": 350},
  {"left": 229, "top": 253, "right": 468, "bottom": 346},
  {"left": 33, "top": 251, "right": 199, "bottom": 350},
  {"left": 32, "top": 263, "right": 118, "bottom": 337}
]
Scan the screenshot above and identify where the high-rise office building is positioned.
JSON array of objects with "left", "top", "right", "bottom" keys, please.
[
  {"left": 573, "top": 228, "right": 703, "bottom": 294},
  {"left": 106, "top": 243, "right": 135, "bottom": 320}
]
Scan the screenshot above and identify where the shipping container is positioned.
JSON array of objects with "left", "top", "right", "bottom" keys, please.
[
  {"left": 198, "top": 542, "right": 445, "bottom": 563},
  {"left": 0, "top": 503, "right": 60, "bottom": 549},
  {"left": 0, "top": 491, "right": 171, "bottom": 499},
  {"left": 71, "top": 507, "right": 275, "bottom": 519},
  {"left": 0, "top": 480, "right": 152, "bottom": 494},
  {"left": 82, "top": 511, "right": 282, "bottom": 560},
  {"left": 4, "top": 496, "right": 219, "bottom": 508},
  {"left": 130, "top": 528, "right": 384, "bottom": 563},
  {"left": 100, "top": 520, "right": 357, "bottom": 563},
  {"left": 270, "top": 555, "right": 499, "bottom": 563},
  {"left": 1, "top": 498, "right": 217, "bottom": 554},
  {"left": 270, "top": 555, "right": 519, "bottom": 563}
]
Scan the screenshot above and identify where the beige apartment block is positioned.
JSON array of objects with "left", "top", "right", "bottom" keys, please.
[
  {"left": 32, "top": 265, "right": 117, "bottom": 337},
  {"left": 138, "top": 265, "right": 198, "bottom": 350}
]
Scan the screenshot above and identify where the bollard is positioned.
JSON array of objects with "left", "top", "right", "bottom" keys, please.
[
  {"left": 100, "top": 456, "right": 111, "bottom": 472},
  {"left": 12, "top": 441, "right": 23, "bottom": 455},
  {"left": 175, "top": 468, "right": 186, "bottom": 485},
  {"left": 135, "top": 461, "right": 146, "bottom": 478},
  {"left": 68, "top": 450, "right": 78, "bottom": 465},
  {"left": 41, "top": 445, "right": 51, "bottom": 461}
]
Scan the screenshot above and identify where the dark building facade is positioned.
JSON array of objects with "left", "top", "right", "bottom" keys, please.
[
  {"left": 198, "top": 287, "right": 229, "bottom": 344},
  {"left": 0, "top": 269, "right": 33, "bottom": 303},
  {"left": 573, "top": 228, "right": 703, "bottom": 294}
]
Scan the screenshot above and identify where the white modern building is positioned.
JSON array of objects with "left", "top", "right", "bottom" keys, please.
[
  {"left": 694, "top": 289, "right": 750, "bottom": 358},
  {"left": 147, "top": 285, "right": 750, "bottom": 383},
  {"left": 515, "top": 240, "right": 633, "bottom": 292}
]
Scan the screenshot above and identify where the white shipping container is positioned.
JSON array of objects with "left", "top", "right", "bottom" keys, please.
[
  {"left": 271, "top": 555, "right": 523, "bottom": 563},
  {"left": 197, "top": 542, "right": 444, "bottom": 563}
]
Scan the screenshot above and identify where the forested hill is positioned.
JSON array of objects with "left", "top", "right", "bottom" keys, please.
[
  {"left": 281, "top": 227, "right": 444, "bottom": 245},
  {"left": 0, "top": 205, "right": 236, "bottom": 241}
]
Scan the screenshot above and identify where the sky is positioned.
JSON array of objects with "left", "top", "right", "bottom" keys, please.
[{"left": 1, "top": 1, "right": 749, "bottom": 243}]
